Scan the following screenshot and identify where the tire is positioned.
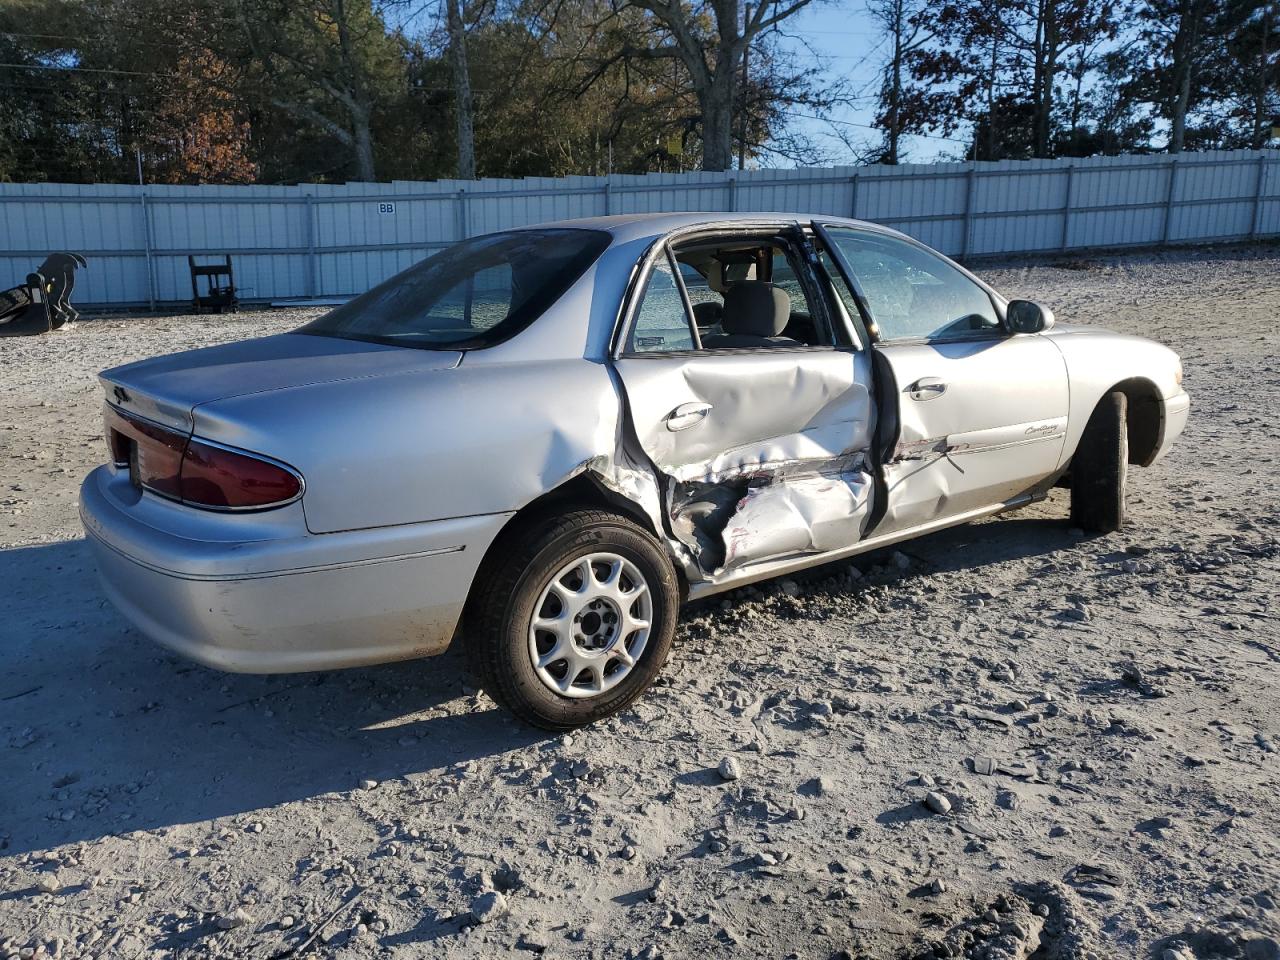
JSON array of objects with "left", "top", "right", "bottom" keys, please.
[
  {"left": 1070, "top": 391, "right": 1128, "bottom": 533},
  {"left": 466, "top": 509, "right": 680, "bottom": 730}
]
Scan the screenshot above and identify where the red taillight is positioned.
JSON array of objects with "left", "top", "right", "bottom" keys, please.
[
  {"left": 103, "top": 404, "right": 302, "bottom": 510},
  {"left": 105, "top": 405, "right": 185, "bottom": 498},
  {"left": 180, "top": 439, "right": 302, "bottom": 509}
]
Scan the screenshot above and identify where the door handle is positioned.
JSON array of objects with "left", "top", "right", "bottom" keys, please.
[
  {"left": 906, "top": 377, "right": 947, "bottom": 401},
  {"left": 665, "top": 401, "right": 713, "bottom": 431}
]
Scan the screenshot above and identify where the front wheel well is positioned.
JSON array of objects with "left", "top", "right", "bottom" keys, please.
[{"left": 1092, "top": 378, "right": 1163, "bottom": 468}]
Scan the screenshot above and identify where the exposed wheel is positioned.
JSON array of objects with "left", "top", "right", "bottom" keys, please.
[
  {"left": 1070, "top": 391, "right": 1128, "bottom": 533},
  {"left": 467, "top": 509, "right": 680, "bottom": 730}
]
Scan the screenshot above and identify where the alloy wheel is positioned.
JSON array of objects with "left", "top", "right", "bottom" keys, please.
[{"left": 527, "top": 552, "right": 652, "bottom": 698}]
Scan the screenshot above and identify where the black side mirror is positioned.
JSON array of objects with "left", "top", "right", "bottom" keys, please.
[{"left": 1006, "top": 299, "right": 1055, "bottom": 334}]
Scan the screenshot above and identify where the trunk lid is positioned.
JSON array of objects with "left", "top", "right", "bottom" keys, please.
[{"left": 99, "top": 333, "right": 462, "bottom": 429}]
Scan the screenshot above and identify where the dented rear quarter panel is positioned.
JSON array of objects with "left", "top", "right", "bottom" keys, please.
[{"left": 192, "top": 357, "right": 625, "bottom": 535}]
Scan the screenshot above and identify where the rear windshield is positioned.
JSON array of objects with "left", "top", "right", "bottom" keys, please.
[{"left": 296, "top": 228, "right": 610, "bottom": 350}]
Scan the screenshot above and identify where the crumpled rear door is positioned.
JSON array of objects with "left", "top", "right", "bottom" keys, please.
[{"left": 613, "top": 348, "right": 876, "bottom": 576}]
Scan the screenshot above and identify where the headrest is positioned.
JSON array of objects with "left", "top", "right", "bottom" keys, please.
[
  {"left": 722, "top": 281, "right": 790, "bottom": 337},
  {"left": 706, "top": 260, "right": 728, "bottom": 294},
  {"left": 691, "top": 300, "right": 723, "bottom": 328}
]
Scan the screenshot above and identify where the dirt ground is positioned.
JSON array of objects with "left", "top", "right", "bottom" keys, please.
[{"left": 1, "top": 244, "right": 1278, "bottom": 960}]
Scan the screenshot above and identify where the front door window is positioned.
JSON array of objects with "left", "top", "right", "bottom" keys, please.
[{"left": 819, "top": 229, "right": 1002, "bottom": 342}]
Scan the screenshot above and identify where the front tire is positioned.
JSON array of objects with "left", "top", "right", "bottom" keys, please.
[
  {"left": 1070, "top": 391, "right": 1128, "bottom": 533},
  {"left": 467, "top": 509, "right": 680, "bottom": 730}
]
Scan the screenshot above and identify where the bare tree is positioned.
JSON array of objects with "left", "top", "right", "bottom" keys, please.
[
  {"left": 624, "top": 0, "right": 820, "bottom": 171},
  {"left": 1133, "top": 0, "right": 1217, "bottom": 153},
  {"left": 1005, "top": 0, "right": 1117, "bottom": 158},
  {"left": 868, "top": 0, "right": 933, "bottom": 163}
]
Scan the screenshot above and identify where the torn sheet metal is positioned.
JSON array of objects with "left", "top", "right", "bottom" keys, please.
[
  {"left": 720, "top": 464, "right": 873, "bottom": 571},
  {"left": 676, "top": 423, "right": 869, "bottom": 485},
  {"left": 665, "top": 453, "right": 874, "bottom": 576},
  {"left": 584, "top": 447, "right": 666, "bottom": 544}
]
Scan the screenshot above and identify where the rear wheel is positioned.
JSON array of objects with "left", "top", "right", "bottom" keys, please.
[
  {"left": 467, "top": 509, "right": 680, "bottom": 730},
  {"left": 1070, "top": 391, "right": 1128, "bottom": 533}
]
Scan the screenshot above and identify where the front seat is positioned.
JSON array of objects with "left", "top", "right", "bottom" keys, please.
[{"left": 701, "top": 281, "right": 800, "bottom": 349}]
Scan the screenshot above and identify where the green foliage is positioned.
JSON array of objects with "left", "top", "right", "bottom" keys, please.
[
  {"left": 895, "top": 0, "right": 1275, "bottom": 159},
  {"left": 0, "top": 0, "right": 1272, "bottom": 183}
]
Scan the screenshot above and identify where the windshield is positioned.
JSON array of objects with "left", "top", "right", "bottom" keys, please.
[{"left": 296, "top": 228, "right": 610, "bottom": 350}]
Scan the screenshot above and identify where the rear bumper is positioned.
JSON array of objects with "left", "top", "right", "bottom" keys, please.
[{"left": 80, "top": 465, "right": 511, "bottom": 673}]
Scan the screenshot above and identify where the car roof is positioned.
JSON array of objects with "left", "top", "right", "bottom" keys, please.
[{"left": 521, "top": 212, "right": 903, "bottom": 245}]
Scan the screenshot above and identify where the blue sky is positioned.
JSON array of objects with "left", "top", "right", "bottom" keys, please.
[{"left": 768, "top": 0, "right": 972, "bottom": 166}]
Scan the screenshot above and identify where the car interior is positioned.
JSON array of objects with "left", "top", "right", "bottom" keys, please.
[{"left": 665, "top": 237, "right": 829, "bottom": 349}]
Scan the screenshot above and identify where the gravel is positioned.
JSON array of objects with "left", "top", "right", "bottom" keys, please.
[{"left": 1, "top": 244, "right": 1279, "bottom": 958}]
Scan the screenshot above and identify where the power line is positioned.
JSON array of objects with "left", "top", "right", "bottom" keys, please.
[
  {"left": 784, "top": 30, "right": 879, "bottom": 37},
  {"left": 786, "top": 110, "right": 971, "bottom": 144},
  {"left": 0, "top": 61, "right": 162, "bottom": 77},
  {"left": 0, "top": 29, "right": 185, "bottom": 46},
  {"left": 0, "top": 63, "right": 484, "bottom": 95}
]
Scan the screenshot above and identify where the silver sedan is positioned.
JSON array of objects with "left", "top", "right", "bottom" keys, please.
[{"left": 80, "top": 213, "right": 1189, "bottom": 728}]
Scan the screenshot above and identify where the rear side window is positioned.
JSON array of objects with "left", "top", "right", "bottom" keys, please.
[
  {"left": 629, "top": 256, "right": 695, "bottom": 353},
  {"left": 297, "top": 228, "right": 609, "bottom": 350}
]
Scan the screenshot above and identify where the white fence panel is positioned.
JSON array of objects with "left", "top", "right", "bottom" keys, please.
[{"left": 0, "top": 148, "right": 1275, "bottom": 307}]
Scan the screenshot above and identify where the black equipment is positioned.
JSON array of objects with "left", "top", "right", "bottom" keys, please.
[
  {"left": 188, "top": 255, "right": 238, "bottom": 313},
  {"left": 0, "top": 252, "right": 87, "bottom": 332}
]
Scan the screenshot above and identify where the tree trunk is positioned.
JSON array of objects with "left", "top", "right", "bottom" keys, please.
[
  {"left": 1031, "top": 0, "right": 1045, "bottom": 154},
  {"left": 1253, "top": 1, "right": 1272, "bottom": 149},
  {"left": 887, "top": 0, "right": 903, "bottom": 164},
  {"left": 331, "top": 0, "right": 377, "bottom": 180},
  {"left": 1168, "top": 0, "right": 1199, "bottom": 153},
  {"left": 1170, "top": 63, "right": 1189, "bottom": 152},
  {"left": 1031, "top": 0, "right": 1057, "bottom": 158},
  {"left": 446, "top": 0, "right": 476, "bottom": 179},
  {"left": 352, "top": 105, "right": 376, "bottom": 181},
  {"left": 1040, "top": 15, "right": 1058, "bottom": 157},
  {"left": 739, "top": 1, "right": 751, "bottom": 170},
  {"left": 701, "top": 71, "right": 737, "bottom": 171},
  {"left": 1068, "top": 50, "right": 1085, "bottom": 134},
  {"left": 987, "top": 30, "right": 998, "bottom": 160}
]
